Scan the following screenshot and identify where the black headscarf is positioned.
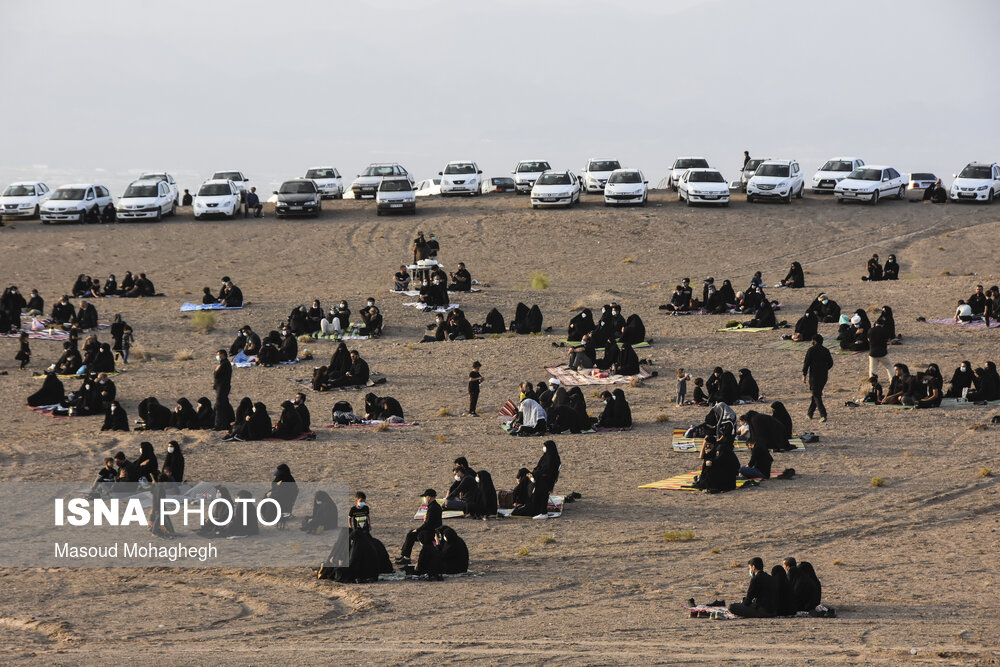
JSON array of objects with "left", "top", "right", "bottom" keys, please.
[
  {"left": 302, "top": 490, "right": 339, "bottom": 533},
  {"left": 770, "top": 401, "right": 793, "bottom": 438},
  {"left": 737, "top": 368, "right": 760, "bottom": 401},
  {"left": 163, "top": 441, "right": 185, "bottom": 483},
  {"left": 533, "top": 440, "right": 561, "bottom": 490},
  {"left": 567, "top": 309, "right": 595, "bottom": 342}
]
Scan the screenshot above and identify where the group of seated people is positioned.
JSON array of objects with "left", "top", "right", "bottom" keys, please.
[
  {"left": 46, "top": 295, "right": 100, "bottom": 330},
  {"left": 228, "top": 324, "right": 298, "bottom": 365},
  {"left": 921, "top": 179, "right": 948, "bottom": 203},
  {"left": 72, "top": 271, "right": 157, "bottom": 298},
  {"left": 687, "top": 366, "right": 764, "bottom": 406},
  {"left": 27, "top": 370, "right": 118, "bottom": 417},
  {"left": 421, "top": 308, "right": 475, "bottom": 342},
  {"left": 832, "top": 306, "right": 899, "bottom": 351},
  {"left": 714, "top": 556, "right": 828, "bottom": 618},
  {"left": 327, "top": 394, "right": 405, "bottom": 424},
  {"left": 285, "top": 298, "right": 383, "bottom": 337},
  {"left": 660, "top": 270, "right": 793, "bottom": 317},
  {"left": 217, "top": 394, "right": 313, "bottom": 440},
  {"left": 864, "top": 360, "right": 999, "bottom": 407},
  {"left": 310, "top": 343, "right": 372, "bottom": 391},
  {"left": 567, "top": 303, "right": 645, "bottom": 346},
  {"left": 507, "top": 380, "right": 632, "bottom": 435},
  {"left": 46, "top": 333, "right": 116, "bottom": 375},
  {"left": 200, "top": 276, "right": 243, "bottom": 307},
  {"left": 954, "top": 284, "right": 1000, "bottom": 325},
  {"left": 91, "top": 441, "right": 186, "bottom": 489},
  {"left": 861, "top": 253, "right": 900, "bottom": 282},
  {"left": 0, "top": 285, "right": 43, "bottom": 332}
]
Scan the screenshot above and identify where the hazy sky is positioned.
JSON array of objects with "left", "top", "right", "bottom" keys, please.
[{"left": 1, "top": 0, "right": 998, "bottom": 194}]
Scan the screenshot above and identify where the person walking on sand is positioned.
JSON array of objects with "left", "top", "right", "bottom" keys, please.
[
  {"left": 802, "top": 334, "right": 833, "bottom": 422},
  {"left": 467, "top": 360, "right": 483, "bottom": 416}
]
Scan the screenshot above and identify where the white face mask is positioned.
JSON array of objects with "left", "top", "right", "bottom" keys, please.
[
  {"left": 110, "top": 405, "right": 116, "bottom": 412},
  {"left": 542, "top": 446, "right": 547, "bottom": 453},
  {"left": 454, "top": 475, "right": 461, "bottom": 482},
  {"left": 357, "top": 500, "right": 366, "bottom": 507},
  {"left": 612, "top": 311, "right": 618, "bottom": 316},
  {"left": 367, "top": 301, "right": 374, "bottom": 306},
  {"left": 961, "top": 366, "right": 967, "bottom": 371},
  {"left": 215, "top": 355, "right": 221, "bottom": 362},
  {"left": 167, "top": 446, "right": 175, "bottom": 453}
]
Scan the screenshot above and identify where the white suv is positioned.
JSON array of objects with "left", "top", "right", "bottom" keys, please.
[
  {"left": 581, "top": 158, "right": 622, "bottom": 194},
  {"left": 211, "top": 171, "right": 250, "bottom": 201},
  {"left": 375, "top": 176, "right": 416, "bottom": 215},
  {"left": 603, "top": 169, "right": 647, "bottom": 206},
  {"left": 512, "top": 159, "right": 551, "bottom": 194},
  {"left": 834, "top": 165, "right": 906, "bottom": 205},
  {"left": 950, "top": 162, "right": 1000, "bottom": 203},
  {"left": 667, "top": 157, "right": 710, "bottom": 190},
  {"left": 305, "top": 167, "right": 344, "bottom": 199},
  {"left": 193, "top": 179, "right": 241, "bottom": 219},
  {"left": 352, "top": 163, "right": 413, "bottom": 199},
  {"left": 746, "top": 160, "right": 804, "bottom": 203},
  {"left": 1, "top": 181, "right": 51, "bottom": 219},
  {"left": 40, "top": 184, "right": 115, "bottom": 223},
  {"left": 138, "top": 172, "right": 179, "bottom": 205},
  {"left": 677, "top": 168, "right": 730, "bottom": 206},
  {"left": 811, "top": 157, "right": 864, "bottom": 194},
  {"left": 439, "top": 160, "right": 482, "bottom": 196},
  {"left": 530, "top": 170, "right": 580, "bottom": 208},
  {"left": 116, "top": 179, "right": 175, "bottom": 222}
]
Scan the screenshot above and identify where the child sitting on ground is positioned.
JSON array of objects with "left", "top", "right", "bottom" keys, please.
[
  {"left": 691, "top": 377, "right": 708, "bottom": 405},
  {"left": 863, "top": 375, "right": 883, "bottom": 404}
]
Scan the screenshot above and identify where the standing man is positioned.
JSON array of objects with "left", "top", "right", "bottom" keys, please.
[
  {"left": 181, "top": 189, "right": 193, "bottom": 206},
  {"left": 802, "top": 334, "right": 833, "bottom": 422},
  {"left": 743, "top": 151, "right": 751, "bottom": 169},
  {"left": 214, "top": 349, "right": 232, "bottom": 404},
  {"left": 867, "top": 320, "right": 892, "bottom": 382},
  {"left": 244, "top": 186, "right": 262, "bottom": 218}
]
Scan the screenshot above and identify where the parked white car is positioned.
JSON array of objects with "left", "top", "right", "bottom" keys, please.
[
  {"left": 138, "top": 172, "right": 179, "bottom": 205},
  {"left": 40, "top": 184, "right": 115, "bottom": 223},
  {"left": 375, "top": 176, "right": 416, "bottom": 215},
  {"left": 439, "top": 160, "right": 481, "bottom": 196},
  {"left": 530, "top": 170, "right": 580, "bottom": 208},
  {"left": 304, "top": 167, "right": 344, "bottom": 199},
  {"left": 211, "top": 171, "right": 250, "bottom": 201},
  {"left": 677, "top": 168, "right": 730, "bottom": 206},
  {"left": 512, "top": 159, "right": 551, "bottom": 194},
  {"left": 414, "top": 179, "right": 442, "bottom": 197},
  {"left": 746, "top": 160, "right": 804, "bottom": 203},
  {"left": 950, "top": 162, "right": 1000, "bottom": 203},
  {"left": 193, "top": 179, "right": 241, "bottom": 219},
  {"left": 603, "top": 169, "right": 647, "bottom": 206},
  {"left": 908, "top": 172, "right": 937, "bottom": 190},
  {"left": 116, "top": 179, "right": 175, "bottom": 222},
  {"left": 581, "top": 158, "right": 622, "bottom": 194},
  {"left": 667, "top": 157, "right": 710, "bottom": 190},
  {"left": 739, "top": 157, "right": 768, "bottom": 192},
  {"left": 352, "top": 163, "right": 413, "bottom": 199},
  {"left": 1, "top": 181, "right": 51, "bottom": 219},
  {"left": 834, "top": 165, "right": 907, "bottom": 205},
  {"left": 811, "top": 157, "right": 864, "bottom": 194}
]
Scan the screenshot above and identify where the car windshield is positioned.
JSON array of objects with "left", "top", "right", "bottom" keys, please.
[
  {"left": 959, "top": 166, "right": 992, "bottom": 179},
  {"left": 609, "top": 171, "right": 641, "bottom": 184},
  {"left": 689, "top": 171, "right": 725, "bottom": 183},
  {"left": 675, "top": 158, "right": 709, "bottom": 169},
  {"left": 517, "top": 161, "right": 550, "bottom": 173},
  {"left": 124, "top": 184, "right": 159, "bottom": 198},
  {"left": 536, "top": 173, "right": 571, "bottom": 185},
  {"left": 589, "top": 160, "right": 620, "bottom": 172},
  {"left": 379, "top": 180, "right": 412, "bottom": 192},
  {"left": 3, "top": 185, "right": 36, "bottom": 196},
  {"left": 745, "top": 159, "right": 764, "bottom": 172},
  {"left": 494, "top": 177, "right": 515, "bottom": 185},
  {"left": 213, "top": 172, "right": 243, "bottom": 181},
  {"left": 362, "top": 166, "right": 396, "bottom": 177},
  {"left": 199, "top": 184, "right": 232, "bottom": 196},
  {"left": 848, "top": 168, "right": 882, "bottom": 181},
  {"left": 820, "top": 161, "right": 854, "bottom": 172},
  {"left": 280, "top": 181, "right": 316, "bottom": 194},
  {"left": 910, "top": 173, "right": 935, "bottom": 180},
  {"left": 51, "top": 189, "right": 86, "bottom": 200},
  {"left": 140, "top": 174, "right": 166, "bottom": 182},
  {"left": 444, "top": 163, "right": 476, "bottom": 174},
  {"left": 306, "top": 169, "right": 337, "bottom": 179},
  {"left": 756, "top": 164, "right": 789, "bottom": 177}
]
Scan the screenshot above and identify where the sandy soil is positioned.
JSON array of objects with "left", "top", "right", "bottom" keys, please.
[{"left": 1, "top": 191, "right": 998, "bottom": 665}]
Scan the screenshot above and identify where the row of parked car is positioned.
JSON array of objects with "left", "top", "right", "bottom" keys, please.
[{"left": 3, "top": 159, "right": 999, "bottom": 223}]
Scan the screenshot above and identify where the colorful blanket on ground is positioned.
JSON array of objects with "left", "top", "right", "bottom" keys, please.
[
  {"left": 717, "top": 324, "right": 785, "bottom": 332},
  {"left": 499, "top": 399, "right": 518, "bottom": 417},
  {"left": 231, "top": 350, "right": 297, "bottom": 368},
  {"left": 414, "top": 495, "right": 564, "bottom": 520},
  {"left": 3, "top": 327, "right": 70, "bottom": 341},
  {"left": 392, "top": 289, "right": 481, "bottom": 296},
  {"left": 33, "top": 370, "right": 123, "bottom": 380},
  {"left": 500, "top": 419, "right": 596, "bottom": 435},
  {"left": 307, "top": 324, "right": 379, "bottom": 341},
  {"left": 671, "top": 428, "right": 805, "bottom": 452},
  {"left": 559, "top": 339, "right": 650, "bottom": 350},
  {"left": 639, "top": 470, "right": 783, "bottom": 490},
  {"left": 923, "top": 317, "right": 1000, "bottom": 329},
  {"left": 325, "top": 420, "right": 416, "bottom": 428},
  {"left": 180, "top": 302, "right": 244, "bottom": 311},
  {"left": 684, "top": 605, "right": 737, "bottom": 619},
  {"left": 260, "top": 431, "right": 316, "bottom": 441},
  {"left": 543, "top": 364, "right": 652, "bottom": 386},
  {"left": 401, "top": 301, "right": 460, "bottom": 313},
  {"left": 377, "top": 570, "right": 485, "bottom": 582},
  {"left": 26, "top": 404, "right": 70, "bottom": 418},
  {"left": 289, "top": 372, "right": 385, "bottom": 392}
]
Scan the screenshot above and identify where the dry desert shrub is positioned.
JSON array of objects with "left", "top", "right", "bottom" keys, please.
[
  {"left": 529, "top": 272, "right": 550, "bottom": 290},
  {"left": 538, "top": 534, "right": 556, "bottom": 544},
  {"left": 436, "top": 434, "right": 447, "bottom": 442},
  {"left": 129, "top": 345, "right": 152, "bottom": 362},
  {"left": 871, "top": 477, "right": 885, "bottom": 487},
  {"left": 629, "top": 377, "right": 644, "bottom": 388},
  {"left": 373, "top": 422, "right": 389, "bottom": 432},
  {"left": 624, "top": 257, "right": 634, "bottom": 264},
  {"left": 979, "top": 468, "right": 992, "bottom": 477},
  {"left": 437, "top": 408, "right": 452, "bottom": 417},
  {"left": 940, "top": 270, "right": 951, "bottom": 276},
  {"left": 655, "top": 414, "right": 671, "bottom": 423},
  {"left": 709, "top": 546, "right": 721, "bottom": 554},
  {"left": 173, "top": 349, "right": 194, "bottom": 361},
  {"left": 191, "top": 311, "right": 216, "bottom": 333},
  {"left": 664, "top": 530, "right": 695, "bottom": 542},
  {"left": 516, "top": 546, "right": 530, "bottom": 557}
]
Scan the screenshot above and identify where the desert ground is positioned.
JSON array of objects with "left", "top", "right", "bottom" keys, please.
[{"left": 0, "top": 190, "right": 998, "bottom": 665}]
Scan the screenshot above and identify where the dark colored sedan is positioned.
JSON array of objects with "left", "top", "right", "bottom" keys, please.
[
  {"left": 274, "top": 179, "right": 321, "bottom": 218},
  {"left": 482, "top": 177, "right": 517, "bottom": 193}
]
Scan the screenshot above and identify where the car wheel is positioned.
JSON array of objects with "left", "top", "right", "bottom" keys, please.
[
  {"left": 747, "top": 195, "right": 755, "bottom": 203},
  {"left": 896, "top": 185, "right": 905, "bottom": 200},
  {"left": 796, "top": 184, "right": 804, "bottom": 199},
  {"left": 837, "top": 197, "right": 845, "bottom": 205},
  {"left": 722, "top": 201, "right": 730, "bottom": 208},
  {"left": 531, "top": 204, "right": 537, "bottom": 210},
  {"left": 785, "top": 190, "right": 793, "bottom": 204},
  {"left": 155, "top": 207, "right": 162, "bottom": 222},
  {"left": 870, "top": 190, "right": 880, "bottom": 206},
  {"left": 33, "top": 205, "right": 39, "bottom": 219},
  {"left": 641, "top": 193, "right": 648, "bottom": 207},
  {"left": 90, "top": 206, "right": 100, "bottom": 223},
  {"left": 685, "top": 193, "right": 693, "bottom": 207},
  {"left": 376, "top": 209, "right": 382, "bottom": 216}
]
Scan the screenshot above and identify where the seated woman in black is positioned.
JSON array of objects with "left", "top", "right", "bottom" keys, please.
[
  {"left": 704, "top": 283, "right": 728, "bottom": 314},
  {"left": 480, "top": 307, "right": 505, "bottom": 334},
  {"left": 709, "top": 370, "right": 739, "bottom": 406},
  {"left": 945, "top": 361, "right": 974, "bottom": 397},
  {"left": 288, "top": 305, "right": 308, "bottom": 335},
  {"left": 136, "top": 441, "right": 158, "bottom": 482},
  {"left": 883, "top": 254, "right": 899, "bottom": 280},
  {"left": 740, "top": 410, "right": 794, "bottom": 452},
  {"left": 875, "top": 305, "right": 897, "bottom": 339},
  {"left": 163, "top": 441, "right": 185, "bottom": 483},
  {"left": 966, "top": 366, "right": 1000, "bottom": 402},
  {"left": 28, "top": 372, "right": 65, "bottom": 407},
  {"left": 613, "top": 342, "right": 640, "bottom": 376},
  {"left": 620, "top": 314, "right": 646, "bottom": 346},
  {"left": 54, "top": 341, "right": 82, "bottom": 375},
  {"left": 915, "top": 364, "right": 943, "bottom": 408},
  {"left": 300, "top": 490, "right": 339, "bottom": 534},
  {"left": 272, "top": 400, "right": 304, "bottom": 439},
  {"left": 737, "top": 368, "right": 760, "bottom": 402},
  {"left": 791, "top": 309, "right": 818, "bottom": 342},
  {"left": 567, "top": 309, "right": 595, "bottom": 342},
  {"left": 447, "top": 309, "right": 474, "bottom": 340},
  {"left": 278, "top": 330, "right": 297, "bottom": 362},
  {"left": 746, "top": 299, "right": 776, "bottom": 328},
  {"left": 780, "top": 261, "right": 805, "bottom": 288},
  {"left": 261, "top": 464, "right": 298, "bottom": 523},
  {"left": 435, "top": 526, "right": 469, "bottom": 574},
  {"left": 696, "top": 435, "right": 740, "bottom": 493},
  {"left": 740, "top": 439, "right": 773, "bottom": 479},
  {"left": 863, "top": 254, "right": 883, "bottom": 281},
  {"left": 512, "top": 440, "right": 560, "bottom": 516},
  {"left": 770, "top": 401, "right": 793, "bottom": 439},
  {"left": 100, "top": 401, "right": 129, "bottom": 431},
  {"left": 138, "top": 397, "right": 171, "bottom": 430},
  {"left": 172, "top": 397, "right": 199, "bottom": 429},
  {"left": 594, "top": 337, "right": 619, "bottom": 371}
]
